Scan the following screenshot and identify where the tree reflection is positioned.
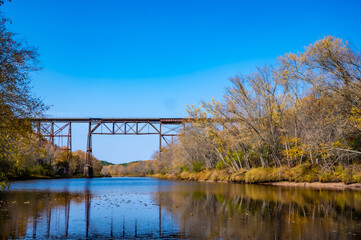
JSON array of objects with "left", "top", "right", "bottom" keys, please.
[
  {"left": 1, "top": 182, "right": 361, "bottom": 239},
  {"left": 154, "top": 183, "right": 361, "bottom": 240},
  {"left": 0, "top": 187, "right": 166, "bottom": 239},
  {"left": 0, "top": 191, "right": 86, "bottom": 240}
]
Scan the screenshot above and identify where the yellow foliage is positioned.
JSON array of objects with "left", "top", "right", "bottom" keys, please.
[
  {"left": 281, "top": 136, "right": 305, "bottom": 161},
  {"left": 349, "top": 107, "right": 361, "bottom": 130}
]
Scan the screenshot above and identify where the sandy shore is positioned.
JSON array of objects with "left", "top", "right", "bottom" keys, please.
[{"left": 260, "top": 181, "right": 361, "bottom": 191}]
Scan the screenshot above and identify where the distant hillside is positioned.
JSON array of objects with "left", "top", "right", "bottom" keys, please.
[
  {"left": 101, "top": 160, "right": 151, "bottom": 167},
  {"left": 100, "top": 160, "right": 115, "bottom": 166},
  {"left": 118, "top": 161, "right": 140, "bottom": 167}
]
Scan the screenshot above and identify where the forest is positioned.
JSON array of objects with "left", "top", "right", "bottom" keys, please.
[{"left": 104, "top": 36, "right": 361, "bottom": 184}]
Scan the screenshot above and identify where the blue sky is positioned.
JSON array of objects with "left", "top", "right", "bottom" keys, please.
[{"left": 2, "top": 0, "right": 361, "bottom": 163}]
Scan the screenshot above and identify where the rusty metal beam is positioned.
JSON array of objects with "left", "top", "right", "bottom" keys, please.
[{"left": 31, "top": 117, "right": 185, "bottom": 124}]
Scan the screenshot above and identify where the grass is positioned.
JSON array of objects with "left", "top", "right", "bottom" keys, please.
[{"left": 153, "top": 164, "right": 361, "bottom": 184}]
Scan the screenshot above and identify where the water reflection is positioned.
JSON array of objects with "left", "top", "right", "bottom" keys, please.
[
  {"left": 0, "top": 191, "right": 84, "bottom": 239},
  {"left": 0, "top": 178, "right": 180, "bottom": 239},
  {"left": 85, "top": 187, "right": 90, "bottom": 238},
  {"left": 155, "top": 183, "right": 361, "bottom": 239},
  {"left": 0, "top": 178, "right": 361, "bottom": 239}
]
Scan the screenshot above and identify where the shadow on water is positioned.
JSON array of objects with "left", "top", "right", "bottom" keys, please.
[{"left": 0, "top": 178, "right": 361, "bottom": 239}]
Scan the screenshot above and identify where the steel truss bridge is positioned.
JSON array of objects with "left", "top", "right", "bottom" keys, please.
[{"left": 32, "top": 118, "right": 185, "bottom": 177}]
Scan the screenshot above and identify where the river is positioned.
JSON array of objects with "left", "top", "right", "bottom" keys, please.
[{"left": 0, "top": 177, "right": 361, "bottom": 239}]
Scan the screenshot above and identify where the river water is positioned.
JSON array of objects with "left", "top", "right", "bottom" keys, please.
[{"left": 0, "top": 177, "right": 361, "bottom": 239}]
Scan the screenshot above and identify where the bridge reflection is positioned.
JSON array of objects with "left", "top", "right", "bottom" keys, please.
[
  {"left": 0, "top": 188, "right": 167, "bottom": 239},
  {"left": 2, "top": 180, "right": 361, "bottom": 239}
]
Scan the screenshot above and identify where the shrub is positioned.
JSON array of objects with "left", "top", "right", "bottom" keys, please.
[
  {"left": 230, "top": 170, "right": 247, "bottom": 182},
  {"left": 208, "top": 170, "right": 220, "bottom": 181},
  {"left": 319, "top": 170, "right": 337, "bottom": 182},
  {"left": 215, "top": 161, "right": 225, "bottom": 170},
  {"left": 192, "top": 161, "right": 204, "bottom": 172},
  {"left": 272, "top": 166, "right": 290, "bottom": 181},
  {"left": 352, "top": 165, "right": 361, "bottom": 183},
  {"left": 342, "top": 167, "right": 353, "bottom": 184},
  {"left": 198, "top": 171, "right": 208, "bottom": 181},
  {"left": 334, "top": 166, "right": 344, "bottom": 181},
  {"left": 180, "top": 165, "right": 190, "bottom": 172},
  {"left": 353, "top": 172, "right": 361, "bottom": 183},
  {"left": 180, "top": 171, "right": 191, "bottom": 180},
  {"left": 218, "top": 170, "right": 230, "bottom": 181},
  {"left": 245, "top": 168, "right": 273, "bottom": 183},
  {"left": 289, "top": 164, "right": 319, "bottom": 182}
]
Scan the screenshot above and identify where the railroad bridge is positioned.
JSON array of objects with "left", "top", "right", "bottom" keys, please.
[{"left": 32, "top": 118, "right": 185, "bottom": 177}]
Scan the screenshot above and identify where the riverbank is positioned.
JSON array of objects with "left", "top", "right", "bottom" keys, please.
[
  {"left": 6, "top": 173, "right": 110, "bottom": 183},
  {"left": 149, "top": 165, "right": 361, "bottom": 191},
  {"left": 261, "top": 182, "right": 361, "bottom": 191}
]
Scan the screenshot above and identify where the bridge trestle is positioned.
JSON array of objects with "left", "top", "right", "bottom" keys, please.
[
  {"left": 33, "top": 121, "right": 72, "bottom": 160},
  {"left": 32, "top": 118, "right": 185, "bottom": 178}
]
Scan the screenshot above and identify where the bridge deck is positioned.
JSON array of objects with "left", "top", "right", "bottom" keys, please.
[{"left": 32, "top": 118, "right": 185, "bottom": 124}]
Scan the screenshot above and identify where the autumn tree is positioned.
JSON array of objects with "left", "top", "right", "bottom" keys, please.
[
  {"left": 278, "top": 36, "right": 361, "bottom": 167},
  {"left": 0, "top": 12, "right": 47, "bottom": 185},
  {"left": 152, "top": 36, "right": 361, "bottom": 176}
]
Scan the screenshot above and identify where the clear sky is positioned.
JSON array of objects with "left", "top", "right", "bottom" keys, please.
[{"left": 2, "top": 0, "right": 361, "bottom": 163}]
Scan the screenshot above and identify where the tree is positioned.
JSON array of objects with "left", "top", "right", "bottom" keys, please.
[
  {"left": 0, "top": 12, "right": 47, "bottom": 186},
  {"left": 278, "top": 36, "right": 361, "bottom": 167},
  {"left": 152, "top": 36, "right": 361, "bottom": 177}
]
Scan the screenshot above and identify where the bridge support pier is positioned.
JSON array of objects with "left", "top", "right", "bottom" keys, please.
[
  {"left": 84, "top": 165, "right": 93, "bottom": 178},
  {"left": 85, "top": 122, "right": 94, "bottom": 178}
]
